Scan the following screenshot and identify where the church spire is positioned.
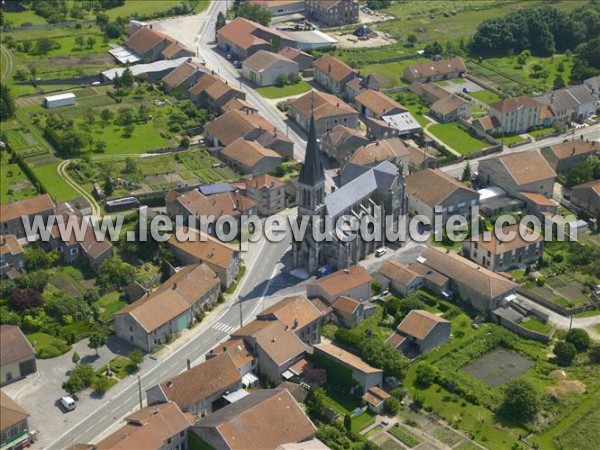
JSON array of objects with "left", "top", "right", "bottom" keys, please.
[{"left": 298, "top": 98, "right": 324, "bottom": 187}]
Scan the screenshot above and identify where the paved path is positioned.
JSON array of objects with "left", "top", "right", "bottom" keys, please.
[{"left": 57, "top": 160, "right": 101, "bottom": 217}]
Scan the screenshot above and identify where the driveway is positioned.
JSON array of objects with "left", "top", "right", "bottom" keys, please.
[{"left": 2, "top": 336, "right": 136, "bottom": 449}]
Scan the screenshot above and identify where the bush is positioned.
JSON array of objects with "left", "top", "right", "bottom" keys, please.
[
  {"left": 565, "top": 328, "right": 591, "bottom": 352},
  {"left": 371, "top": 279, "right": 382, "bottom": 295},
  {"left": 92, "top": 376, "right": 111, "bottom": 394},
  {"left": 384, "top": 396, "right": 400, "bottom": 415},
  {"left": 414, "top": 362, "right": 438, "bottom": 388},
  {"left": 500, "top": 379, "right": 540, "bottom": 423},
  {"left": 536, "top": 276, "right": 546, "bottom": 286},
  {"left": 334, "top": 328, "right": 363, "bottom": 350},
  {"left": 554, "top": 341, "right": 577, "bottom": 366}
]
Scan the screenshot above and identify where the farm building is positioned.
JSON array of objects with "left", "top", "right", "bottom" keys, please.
[{"left": 43, "top": 93, "right": 76, "bottom": 109}]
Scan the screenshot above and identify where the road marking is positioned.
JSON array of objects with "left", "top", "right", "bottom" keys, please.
[{"left": 212, "top": 322, "right": 235, "bottom": 333}]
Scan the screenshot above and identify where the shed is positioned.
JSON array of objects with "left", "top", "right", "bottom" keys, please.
[{"left": 44, "top": 93, "right": 76, "bottom": 109}]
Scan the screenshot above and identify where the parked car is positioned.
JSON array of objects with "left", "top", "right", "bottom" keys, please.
[
  {"left": 60, "top": 396, "right": 76, "bottom": 411},
  {"left": 375, "top": 247, "right": 387, "bottom": 257}
]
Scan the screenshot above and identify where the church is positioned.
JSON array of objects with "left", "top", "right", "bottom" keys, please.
[{"left": 293, "top": 114, "right": 407, "bottom": 275}]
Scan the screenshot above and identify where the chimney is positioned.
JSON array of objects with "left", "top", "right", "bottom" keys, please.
[
  {"left": 172, "top": 282, "right": 177, "bottom": 290},
  {"left": 167, "top": 380, "right": 173, "bottom": 387},
  {"left": 223, "top": 345, "right": 228, "bottom": 352},
  {"left": 293, "top": 318, "right": 299, "bottom": 329},
  {"left": 572, "top": 147, "right": 576, "bottom": 155},
  {"left": 272, "top": 336, "right": 277, "bottom": 343},
  {"left": 344, "top": 268, "right": 349, "bottom": 274},
  {"left": 236, "top": 199, "right": 241, "bottom": 210},
  {"left": 328, "top": 64, "right": 331, "bottom": 73},
  {"left": 187, "top": 359, "right": 191, "bottom": 370},
  {"left": 270, "top": 178, "right": 275, "bottom": 188}
]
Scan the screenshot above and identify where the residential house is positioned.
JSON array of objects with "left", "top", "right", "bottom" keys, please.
[
  {"left": 204, "top": 109, "right": 293, "bottom": 159},
  {"left": 355, "top": 90, "right": 421, "bottom": 139},
  {"left": 306, "top": 265, "right": 373, "bottom": 304},
  {"left": 232, "top": 320, "right": 308, "bottom": 382},
  {"left": 403, "top": 57, "right": 466, "bottom": 83},
  {"left": 244, "top": 174, "right": 286, "bottom": 215},
  {"left": 331, "top": 296, "right": 364, "bottom": 328},
  {"left": 520, "top": 192, "right": 559, "bottom": 217},
  {"left": 220, "top": 138, "right": 283, "bottom": 176},
  {"left": 313, "top": 54, "right": 357, "bottom": 95},
  {"left": 386, "top": 309, "right": 450, "bottom": 356},
  {"left": 0, "top": 235, "right": 24, "bottom": 278},
  {"left": 472, "top": 115, "right": 502, "bottom": 135},
  {"left": 540, "top": 139, "right": 598, "bottom": 174},
  {"left": 406, "top": 169, "right": 479, "bottom": 224},
  {"left": 584, "top": 76, "right": 600, "bottom": 97},
  {"left": 48, "top": 208, "right": 113, "bottom": 272},
  {"left": 93, "top": 402, "right": 193, "bottom": 450},
  {"left": 191, "top": 389, "right": 317, "bottom": 450},
  {"left": 249, "top": 0, "right": 306, "bottom": 16},
  {"left": 162, "top": 59, "right": 207, "bottom": 94},
  {"left": 347, "top": 138, "right": 411, "bottom": 176},
  {"left": 0, "top": 194, "right": 54, "bottom": 239},
  {"left": 571, "top": 179, "right": 600, "bottom": 215},
  {"left": 206, "top": 338, "right": 257, "bottom": 379},
  {"left": 430, "top": 94, "right": 471, "bottom": 122},
  {"left": 146, "top": 353, "right": 242, "bottom": 418},
  {"left": 0, "top": 325, "right": 36, "bottom": 387},
  {"left": 478, "top": 150, "right": 556, "bottom": 198},
  {"left": 242, "top": 50, "right": 299, "bottom": 86},
  {"left": 313, "top": 343, "right": 382, "bottom": 392},
  {"left": 409, "top": 81, "right": 450, "bottom": 104},
  {"left": 536, "top": 84, "right": 598, "bottom": 124},
  {"left": 125, "top": 25, "right": 192, "bottom": 63},
  {"left": 414, "top": 246, "right": 518, "bottom": 313},
  {"left": 1, "top": 391, "right": 31, "bottom": 449},
  {"left": 189, "top": 75, "right": 246, "bottom": 112},
  {"left": 306, "top": 0, "right": 359, "bottom": 27},
  {"left": 488, "top": 97, "right": 543, "bottom": 134},
  {"left": 463, "top": 224, "right": 544, "bottom": 272},
  {"left": 345, "top": 74, "right": 383, "bottom": 102},
  {"left": 320, "top": 125, "right": 369, "bottom": 164},
  {"left": 362, "top": 387, "right": 390, "bottom": 414},
  {"left": 289, "top": 90, "right": 359, "bottom": 136},
  {"left": 114, "top": 264, "right": 220, "bottom": 351},
  {"left": 165, "top": 188, "right": 257, "bottom": 230},
  {"left": 166, "top": 228, "right": 241, "bottom": 288},
  {"left": 257, "top": 295, "right": 323, "bottom": 345},
  {"left": 407, "top": 144, "right": 437, "bottom": 172},
  {"left": 220, "top": 97, "right": 258, "bottom": 115},
  {"left": 217, "top": 17, "right": 293, "bottom": 61},
  {"left": 278, "top": 46, "right": 314, "bottom": 71},
  {"left": 378, "top": 260, "right": 423, "bottom": 296}
]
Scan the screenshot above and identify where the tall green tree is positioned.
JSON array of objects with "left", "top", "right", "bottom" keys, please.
[
  {"left": 0, "top": 83, "right": 16, "bottom": 121},
  {"left": 88, "top": 330, "right": 107, "bottom": 355},
  {"left": 500, "top": 379, "right": 540, "bottom": 423},
  {"left": 216, "top": 11, "right": 226, "bottom": 31}
]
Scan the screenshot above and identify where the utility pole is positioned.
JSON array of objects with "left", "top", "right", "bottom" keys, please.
[{"left": 137, "top": 375, "right": 143, "bottom": 410}]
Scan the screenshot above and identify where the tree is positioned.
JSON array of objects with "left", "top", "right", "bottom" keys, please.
[
  {"left": 414, "top": 362, "right": 438, "bottom": 388},
  {"left": 124, "top": 157, "right": 138, "bottom": 174},
  {"left": 553, "top": 75, "right": 566, "bottom": 90},
  {"left": 22, "top": 40, "right": 33, "bottom": 54},
  {"left": 99, "top": 257, "right": 137, "bottom": 287},
  {"left": 100, "top": 108, "right": 114, "bottom": 124},
  {"left": 565, "top": 328, "right": 591, "bottom": 352},
  {"left": 9, "top": 288, "right": 44, "bottom": 311},
  {"left": 123, "top": 123, "right": 135, "bottom": 137},
  {"left": 360, "top": 338, "right": 407, "bottom": 379},
  {"left": 500, "top": 379, "right": 540, "bottom": 423},
  {"left": 406, "top": 34, "right": 418, "bottom": 46},
  {"left": 92, "top": 376, "right": 111, "bottom": 394},
  {"left": 35, "top": 37, "right": 53, "bottom": 55},
  {"left": 75, "top": 35, "right": 85, "bottom": 50},
  {"left": 235, "top": 2, "right": 272, "bottom": 26},
  {"left": 88, "top": 330, "right": 107, "bottom": 355},
  {"left": 424, "top": 41, "right": 443, "bottom": 57},
  {"left": 554, "top": 340, "right": 577, "bottom": 366},
  {"left": 461, "top": 162, "right": 472, "bottom": 182},
  {"left": 86, "top": 36, "right": 96, "bottom": 49},
  {"left": 216, "top": 11, "right": 226, "bottom": 32},
  {"left": 62, "top": 373, "right": 85, "bottom": 396},
  {"left": 367, "top": 0, "right": 391, "bottom": 10},
  {"left": 94, "top": 140, "right": 106, "bottom": 153},
  {"left": 129, "top": 348, "right": 144, "bottom": 368},
  {"left": 344, "top": 414, "right": 352, "bottom": 431},
  {"left": 0, "top": 83, "right": 16, "bottom": 121},
  {"left": 384, "top": 396, "right": 400, "bottom": 415},
  {"left": 589, "top": 344, "right": 600, "bottom": 364},
  {"left": 120, "top": 67, "right": 134, "bottom": 88},
  {"left": 305, "top": 386, "right": 327, "bottom": 421},
  {"left": 72, "top": 351, "right": 80, "bottom": 365},
  {"left": 24, "top": 246, "right": 57, "bottom": 271},
  {"left": 62, "top": 363, "right": 94, "bottom": 395},
  {"left": 103, "top": 176, "right": 114, "bottom": 197},
  {"left": 137, "top": 104, "right": 148, "bottom": 123}
]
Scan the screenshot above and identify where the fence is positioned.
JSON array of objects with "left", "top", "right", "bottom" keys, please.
[
  {"left": 495, "top": 314, "right": 552, "bottom": 343},
  {"left": 517, "top": 288, "right": 597, "bottom": 316}
]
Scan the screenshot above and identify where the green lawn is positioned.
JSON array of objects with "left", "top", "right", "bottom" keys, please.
[
  {"left": 98, "top": 356, "right": 137, "bottom": 380},
  {"left": 321, "top": 387, "right": 375, "bottom": 432},
  {"left": 500, "top": 134, "right": 525, "bottom": 146},
  {"left": 31, "top": 162, "right": 81, "bottom": 201},
  {"left": 468, "top": 89, "right": 503, "bottom": 105},
  {"left": 574, "top": 309, "right": 600, "bottom": 318},
  {"left": 360, "top": 58, "right": 429, "bottom": 89},
  {"left": 87, "top": 121, "right": 170, "bottom": 155},
  {"left": 99, "top": 291, "right": 128, "bottom": 321},
  {"left": 428, "top": 123, "right": 488, "bottom": 154},
  {"left": 528, "top": 127, "right": 555, "bottom": 138},
  {"left": 0, "top": 156, "right": 38, "bottom": 202},
  {"left": 26, "top": 332, "right": 71, "bottom": 359},
  {"left": 256, "top": 81, "right": 312, "bottom": 99},
  {"left": 520, "top": 318, "right": 552, "bottom": 334}
]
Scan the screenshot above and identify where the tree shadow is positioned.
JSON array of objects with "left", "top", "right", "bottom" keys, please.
[{"left": 80, "top": 354, "right": 100, "bottom": 365}]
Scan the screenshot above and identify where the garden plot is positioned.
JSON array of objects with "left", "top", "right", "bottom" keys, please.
[{"left": 461, "top": 348, "right": 534, "bottom": 387}]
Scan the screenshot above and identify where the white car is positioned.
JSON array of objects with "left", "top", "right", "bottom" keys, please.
[
  {"left": 60, "top": 396, "right": 76, "bottom": 411},
  {"left": 375, "top": 247, "right": 387, "bottom": 257}
]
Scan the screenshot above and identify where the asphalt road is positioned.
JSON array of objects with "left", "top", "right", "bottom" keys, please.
[
  {"left": 441, "top": 125, "right": 600, "bottom": 179},
  {"left": 48, "top": 230, "right": 293, "bottom": 449}
]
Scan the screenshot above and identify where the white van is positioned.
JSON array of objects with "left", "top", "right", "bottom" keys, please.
[
  {"left": 375, "top": 247, "right": 387, "bottom": 257},
  {"left": 60, "top": 396, "right": 76, "bottom": 411}
]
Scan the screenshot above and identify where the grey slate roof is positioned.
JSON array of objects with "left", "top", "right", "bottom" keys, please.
[
  {"left": 298, "top": 114, "right": 325, "bottom": 186},
  {"left": 325, "top": 161, "right": 398, "bottom": 216}
]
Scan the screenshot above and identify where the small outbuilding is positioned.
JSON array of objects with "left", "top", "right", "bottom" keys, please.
[{"left": 43, "top": 93, "right": 76, "bottom": 109}]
